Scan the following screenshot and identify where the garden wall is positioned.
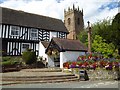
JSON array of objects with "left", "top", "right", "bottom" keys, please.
[
  {"left": 64, "top": 68, "right": 120, "bottom": 81},
  {"left": 86, "top": 69, "right": 119, "bottom": 80}
]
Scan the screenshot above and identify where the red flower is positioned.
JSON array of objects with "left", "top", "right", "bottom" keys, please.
[
  {"left": 63, "top": 62, "right": 69, "bottom": 68},
  {"left": 77, "top": 56, "right": 82, "bottom": 61},
  {"left": 82, "top": 56, "right": 86, "bottom": 60},
  {"left": 90, "top": 53, "right": 92, "bottom": 58},
  {"left": 78, "top": 63, "right": 83, "bottom": 67},
  {"left": 92, "top": 62, "right": 97, "bottom": 67},
  {"left": 83, "top": 62, "right": 89, "bottom": 66},
  {"left": 72, "top": 62, "right": 77, "bottom": 66},
  {"left": 99, "top": 60, "right": 107, "bottom": 67}
]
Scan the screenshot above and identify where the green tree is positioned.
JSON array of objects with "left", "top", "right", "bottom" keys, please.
[
  {"left": 111, "top": 13, "right": 120, "bottom": 55},
  {"left": 92, "top": 35, "right": 115, "bottom": 58},
  {"left": 92, "top": 14, "right": 120, "bottom": 55},
  {"left": 77, "top": 30, "right": 88, "bottom": 45},
  {"left": 78, "top": 14, "right": 120, "bottom": 57},
  {"left": 22, "top": 49, "right": 37, "bottom": 65},
  {"left": 91, "top": 18, "right": 112, "bottom": 43}
]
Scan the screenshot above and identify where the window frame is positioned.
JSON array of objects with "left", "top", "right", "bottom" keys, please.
[
  {"left": 10, "top": 26, "right": 20, "bottom": 36},
  {"left": 22, "top": 43, "right": 30, "bottom": 52},
  {"left": 57, "top": 32, "right": 66, "bottom": 38},
  {"left": 30, "top": 28, "right": 38, "bottom": 40}
]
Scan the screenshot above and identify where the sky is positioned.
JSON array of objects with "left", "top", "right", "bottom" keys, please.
[{"left": 0, "top": 0, "right": 119, "bottom": 27}]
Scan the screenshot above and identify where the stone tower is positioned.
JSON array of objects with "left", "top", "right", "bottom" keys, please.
[{"left": 64, "top": 5, "right": 84, "bottom": 39}]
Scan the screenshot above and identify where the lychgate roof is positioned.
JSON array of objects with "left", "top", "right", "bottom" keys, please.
[
  {"left": 1, "top": 7, "right": 68, "bottom": 33},
  {"left": 41, "top": 41, "right": 49, "bottom": 48},
  {"left": 46, "top": 37, "right": 88, "bottom": 52}
]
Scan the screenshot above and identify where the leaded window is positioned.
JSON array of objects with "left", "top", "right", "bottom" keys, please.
[
  {"left": 10, "top": 26, "right": 20, "bottom": 36},
  {"left": 22, "top": 43, "right": 30, "bottom": 52},
  {"left": 30, "top": 28, "right": 38, "bottom": 40},
  {"left": 57, "top": 32, "right": 66, "bottom": 38}
]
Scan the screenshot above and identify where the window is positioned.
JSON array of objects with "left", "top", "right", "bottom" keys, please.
[
  {"left": 57, "top": 32, "right": 66, "bottom": 38},
  {"left": 68, "top": 18, "right": 71, "bottom": 25},
  {"left": 77, "top": 18, "right": 80, "bottom": 25},
  {"left": 30, "top": 28, "right": 38, "bottom": 39},
  {"left": 22, "top": 44, "right": 29, "bottom": 49},
  {"left": 11, "top": 26, "right": 20, "bottom": 36},
  {"left": 22, "top": 43, "right": 30, "bottom": 52}
]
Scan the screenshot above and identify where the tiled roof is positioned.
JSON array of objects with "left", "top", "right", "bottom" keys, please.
[
  {"left": 41, "top": 41, "right": 49, "bottom": 48},
  {"left": 47, "top": 37, "right": 88, "bottom": 52},
  {"left": 1, "top": 7, "right": 68, "bottom": 33}
]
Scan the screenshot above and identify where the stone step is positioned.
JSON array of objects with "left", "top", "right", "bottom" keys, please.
[
  {"left": 2, "top": 74, "right": 74, "bottom": 78},
  {"left": 2, "top": 75, "right": 78, "bottom": 81},
  {"left": 1, "top": 68, "right": 79, "bottom": 85},
  {"left": 2, "top": 78, "right": 79, "bottom": 85},
  {"left": 22, "top": 68, "right": 62, "bottom": 72}
]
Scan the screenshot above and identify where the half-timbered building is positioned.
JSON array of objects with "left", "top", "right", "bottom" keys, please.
[
  {"left": 0, "top": 7, "right": 68, "bottom": 56},
  {"left": 0, "top": 6, "right": 88, "bottom": 68}
]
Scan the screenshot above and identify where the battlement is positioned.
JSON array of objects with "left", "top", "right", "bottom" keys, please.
[{"left": 64, "top": 4, "right": 83, "bottom": 16}]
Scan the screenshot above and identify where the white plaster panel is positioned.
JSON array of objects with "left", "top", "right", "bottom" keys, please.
[
  {"left": 47, "top": 56, "right": 55, "bottom": 67},
  {"left": 60, "top": 51, "right": 85, "bottom": 68},
  {"left": 38, "top": 42, "right": 47, "bottom": 59},
  {"left": 39, "top": 41, "right": 55, "bottom": 67},
  {"left": 49, "top": 31, "right": 57, "bottom": 41}
]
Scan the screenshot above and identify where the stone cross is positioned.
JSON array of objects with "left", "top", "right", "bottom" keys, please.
[{"left": 87, "top": 21, "right": 92, "bottom": 53}]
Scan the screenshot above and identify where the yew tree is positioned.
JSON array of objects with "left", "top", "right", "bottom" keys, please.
[{"left": 111, "top": 13, "right": 120, "bottom": 55}]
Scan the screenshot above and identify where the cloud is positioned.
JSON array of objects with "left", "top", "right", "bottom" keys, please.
[{"left": 0, "top": 0, "right": 119, "bottom": 26}]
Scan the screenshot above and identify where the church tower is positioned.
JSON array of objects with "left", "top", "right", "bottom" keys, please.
[{"left": 64, "top": 5, "right": 84, "bottom": 39}]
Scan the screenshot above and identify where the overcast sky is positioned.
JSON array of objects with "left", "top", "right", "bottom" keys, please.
[{"left": 0, "top": 0, "right": 119, "bottom": 26}]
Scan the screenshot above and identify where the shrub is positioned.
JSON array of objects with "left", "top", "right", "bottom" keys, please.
[
  {"left": 2, "top": 60, "right": 12, "bottom": 66},
  {"left": 1, "top": 56, "right": 22, "bottom": 66},
  {"left": 22, "top": 49, "right": 37, "bottom": 65},
  {"left": 2, "top": 57, "right": 11, "bottom": 62}
]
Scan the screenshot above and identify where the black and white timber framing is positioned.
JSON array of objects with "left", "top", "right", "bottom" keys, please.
[
  {"left": 0, "top": 7, "right": 68, "bottom": 56},
  {"left": 0, "top": 24, "right": 67, "bottom": 56}
]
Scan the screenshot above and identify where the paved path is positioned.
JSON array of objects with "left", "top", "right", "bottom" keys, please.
[
  {"left": 2, "top": 80, "right": 119, "bottom": 88},
  {"left": 1, "top": 68, "right": 71, "bottom": 77}
]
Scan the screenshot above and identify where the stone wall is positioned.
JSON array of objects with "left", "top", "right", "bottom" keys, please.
[
  {"left": 86, "top": 69, "right": 119, "bottom": 80},
  {"left": 63, "top": 68, "right": 120, "bottom": 81}
]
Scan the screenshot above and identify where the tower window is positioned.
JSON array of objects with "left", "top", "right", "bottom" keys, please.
[
  {"left": 68, "top": 18, "right": 71, "bottom": 25},
  {"left": 77, "top": 18, "right": 80, "bottom": 25}
]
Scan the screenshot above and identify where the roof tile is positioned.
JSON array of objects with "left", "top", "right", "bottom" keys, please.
[{"left": 1, "top": 7, "right": 68, "bottom": 33}]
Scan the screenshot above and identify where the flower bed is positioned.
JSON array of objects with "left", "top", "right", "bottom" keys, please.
[
  {"left": 63, "top": 53, "right": 120, "bottom": 70},
  {"left": 63, "top": 54, "right": 120, "bottom": 80},
  {"left": 63, "top": 59, "right": 120, "bottom": 70}
]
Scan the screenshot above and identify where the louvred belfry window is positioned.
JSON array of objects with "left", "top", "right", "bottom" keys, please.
[
  {"left": 78, "top": 18, "right": 80, "bottom": 25},
  {"left": 68, "top": 18, "right": 71, "bottom": 25}
]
